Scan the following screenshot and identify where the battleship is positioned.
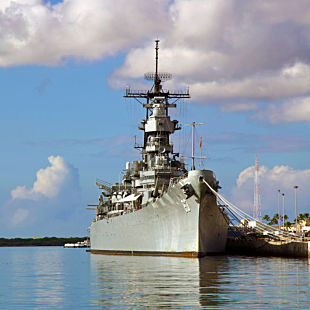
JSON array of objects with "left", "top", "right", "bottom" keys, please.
[{"left": 88, "top": 40, "right": 228, "bottom": 257}]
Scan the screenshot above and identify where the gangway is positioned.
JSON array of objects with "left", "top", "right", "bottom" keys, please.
[{"left": 203, "top": 179, "right": 299, "bottom": 242}]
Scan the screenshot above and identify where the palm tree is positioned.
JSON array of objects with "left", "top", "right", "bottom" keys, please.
[
  {"left": 270, "top": 213, "right": 280, "bottom": 225},
  {"left": 262, "top": 214, "right": 270, "bottom": 223},
  {"left": 284, "top": 221, "right": 291, "bottom": 228},
  {"left": 297, "top": 213, "right": 310, "bottom": 221}
]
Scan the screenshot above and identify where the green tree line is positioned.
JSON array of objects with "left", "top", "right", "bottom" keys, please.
[
  {"left": 0, "top": 237, "right": 88, "bottom": 247},
  {"left": 262, "top": 213, "right": 310, "bottom": 226}
]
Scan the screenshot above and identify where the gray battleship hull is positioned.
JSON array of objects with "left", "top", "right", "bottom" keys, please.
[{"left": 89, "top": 170, "right": 228, "bottom": 257}]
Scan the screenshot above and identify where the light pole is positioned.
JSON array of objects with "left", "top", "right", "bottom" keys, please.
[
  {"left": 282, "top": 193, "right": 285, "bottom": 230},
  {"left": 294, "top": 185, "right": 298, "bottom": 235},
  {"left": 277, "top": 189, "right": 281, "bottom": 230}
]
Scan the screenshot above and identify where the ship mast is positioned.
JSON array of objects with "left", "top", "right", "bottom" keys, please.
[
  {"left": 183, "top": 122, "right": 206, "bottom": 170},
  {"left": 124, "top": 40, "right": 190, "bottom": 100},
  {"left": 154, "top": 39, "right": 160, "bottom": 94},
  {"left": 124, "top": 40, "right": 190, "bottom": 160}
]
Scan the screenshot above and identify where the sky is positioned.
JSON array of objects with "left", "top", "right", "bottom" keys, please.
[{"left": 1, "top": 0, "right": 310, "bottom": 237}]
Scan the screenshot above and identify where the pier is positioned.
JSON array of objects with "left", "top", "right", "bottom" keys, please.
[
  {"left": 226, "top": 236, "right": 310, "bottom": 258},
  {"left": 203, "top": 179, "right": 310, "bottom": 258}
]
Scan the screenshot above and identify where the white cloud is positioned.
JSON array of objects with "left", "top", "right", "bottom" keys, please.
[
  {"left": 231, "top": 164, "right": 310, "bottom": 219},
  {"left": 0, "top": 0, "right": 169, "bottom": 66},
  {"left": 255, "top": 96, "right": 310, "bottom": 123},
  {"left": 1, "top": 0, "right": 310, "bottom": 121},
  {"left": 11, "top": 155, "right": 78, "bottom": 200},
  {"left": 189, "top": 63, "right": 310, "bottom": 102},
  {"left": 1, "top": 155, "right": 85, "bottom": 235},
  {"left": 111, "top": 0, "right": 310, "bottom": 115}
]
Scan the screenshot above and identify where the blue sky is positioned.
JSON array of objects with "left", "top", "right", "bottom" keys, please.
[{"left": 1, "top": 0, "right": 310, "bottom": 237}]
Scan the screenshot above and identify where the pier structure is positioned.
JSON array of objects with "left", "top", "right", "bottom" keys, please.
[{"left": 202, "top": 178, "right": 310, "bottom": 258}]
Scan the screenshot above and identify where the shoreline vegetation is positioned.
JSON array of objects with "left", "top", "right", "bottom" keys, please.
[{"left": 0, "top": 237, "right": 88, "bottom": 247}]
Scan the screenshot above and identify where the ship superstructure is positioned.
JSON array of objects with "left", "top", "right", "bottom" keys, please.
[{"left": 88, "top": 41, "right": 228, "bottom": 257}]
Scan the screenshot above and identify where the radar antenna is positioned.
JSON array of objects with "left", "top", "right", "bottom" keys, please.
[
  {"left": 124, "top": 40, "right": 189, "bottom": 100},
  {"left": 144, "top": 40, "right": 172, "bottom": 94}
]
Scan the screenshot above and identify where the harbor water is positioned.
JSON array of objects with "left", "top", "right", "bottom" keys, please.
[{"left": 1, "top": 247, "right": 309, "bottom": 309}]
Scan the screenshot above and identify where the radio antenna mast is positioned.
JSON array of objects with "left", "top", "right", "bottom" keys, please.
[{"left": 254, "top": 155, "right": 262, "bottom": 220}]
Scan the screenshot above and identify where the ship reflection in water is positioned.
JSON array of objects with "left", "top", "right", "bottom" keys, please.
[
  {"left": 90, "top": 255, "right": 230, "bottom": 308},
  {"left": 90, "top": 254, "right": 310, "bottom": 309},
  {"left": 2, "top": 248, "right": 310, "bottom": 308}
]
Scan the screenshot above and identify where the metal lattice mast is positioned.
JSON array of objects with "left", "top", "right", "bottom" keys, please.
[{"left": 254, "top": 155, "right": 262, "bottom": 220}]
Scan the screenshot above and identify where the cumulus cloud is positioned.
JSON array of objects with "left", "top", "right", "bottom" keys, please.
[
  {"left": 111, "top": 0, "right": 310, "bottom": 117},
  {"left": 189, "top": 63, "right": 310, "bottom": 102},
  {"left": 230, "top": 164, "right": 310, "bottom": 219},
  {"left": 1, "top": 0, "right": 310, "bottom": 121},
  {"left": 1, "top": 155, "right": 85, "bottom": 236},
  {"left": 0, "top": 0, "right": 169, "bottom": 66},
  {"left": 11, "top": 155, "right": 79, "bottom": 200}
]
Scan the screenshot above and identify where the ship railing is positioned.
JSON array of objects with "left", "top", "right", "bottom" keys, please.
[
  {"left": 111, "top": 184, "right": 133, "bottom": 192},
  {"left": 125, "top": 88, "right": 190, "bottom": 98},
  {"left": 99, "top": 194, "right": 144, "bottom": 220},
  {"left": 99, "top": 205, "right": 143, "bottom": 220},
  {"left": 169, "top": 172, "right": 188, "bottom": 186},
  {"left": 95, "top": 201, "right": 148, "bottom": 222},
  {"left": 125, "top": 88, "right": 149, "bottom": 97}
]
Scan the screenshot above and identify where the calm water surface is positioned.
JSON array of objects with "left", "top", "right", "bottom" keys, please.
[{"left": 0, "top": 247, "right": 309, "bottom": 309}]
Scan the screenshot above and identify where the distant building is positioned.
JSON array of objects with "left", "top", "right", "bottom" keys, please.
[{"left": 300, "top": 220, "right": 310, "bottom": 234}]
